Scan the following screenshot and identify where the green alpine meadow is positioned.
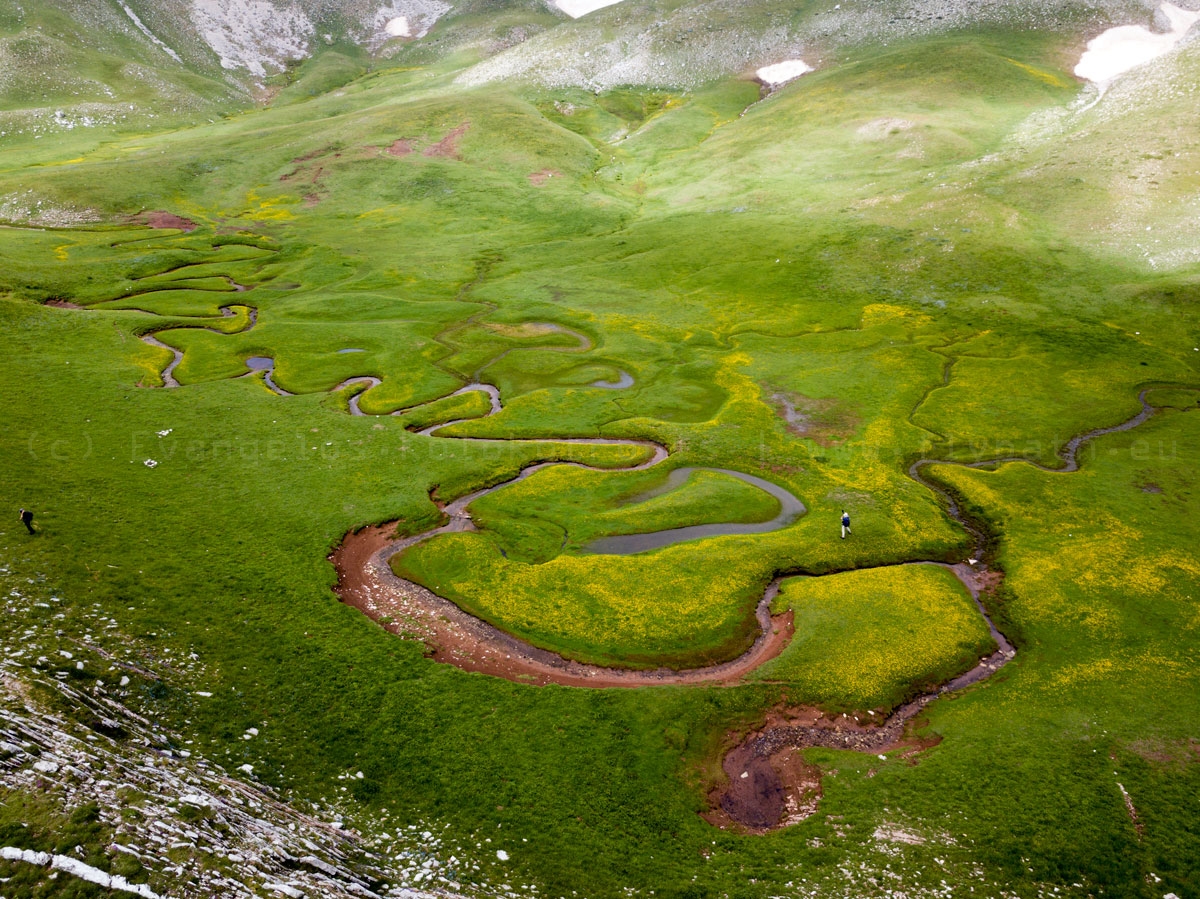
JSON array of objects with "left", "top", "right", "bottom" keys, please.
[{"left": 0, "top": 0, "right": 1198, "bottom": 896}]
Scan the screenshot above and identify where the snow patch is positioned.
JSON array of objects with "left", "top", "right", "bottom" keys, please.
[
  {"left": 756, "top": 59, "right": 813, "bottom": 86},
  {"left": 368, "top": 1, "right": 451, "bottom": 47},
  {"left": 189, "top": 0, "right": 314, "bottom": 79},
  {"left": 555, "top": 0, "right": 626, "bottom": 19},
  {"left": 119, "top": 3, "right": 182, "bottom": 63},
  {"left": 1075, "top": 1, "right": 1200, "bottom": 84}
]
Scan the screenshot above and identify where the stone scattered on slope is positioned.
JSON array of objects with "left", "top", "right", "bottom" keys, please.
[{"left": 189, "top": 0, "right": 314, "bottom": 78}]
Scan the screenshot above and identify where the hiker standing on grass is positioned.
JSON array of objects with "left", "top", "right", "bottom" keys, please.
[
  {"left": 841, "top": 509, "right": 851, "bottom": 539},
  {"left": 19, "top": 508, "right": 34, "bottom": 535}
]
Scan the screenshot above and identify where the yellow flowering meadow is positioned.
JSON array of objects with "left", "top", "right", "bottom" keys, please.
[
  {"left": 754, "top": 564, "right": 995, "bottom": 709},
  {"left": 396, "top": 534, "right": 766, "bottom": 668}
]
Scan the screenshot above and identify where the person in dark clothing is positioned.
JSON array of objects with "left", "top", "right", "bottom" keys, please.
[
  {"left": 19, "top": 509, "right": 34, "bottom": 535},
  {"left": 841, "top": 509, "right": 851, "bottom": 539}
]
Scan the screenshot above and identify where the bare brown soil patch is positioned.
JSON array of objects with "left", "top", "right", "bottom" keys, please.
[
  {"left": 423, "top": 123, "right": 470, "bottom": 159},
  {"left": 293, "top": 146, "right": 332, "bottom": 163},
  {"left": 1124, "top": 737, "right": 1199, "bottom": 765},
  {"left": 387, "top": 139, "right": 415, "bottom": 157},
  {"left": 895, "top": 732, "right": 943, "bottom": 765},
  {"left": 483, "top": 322, "right": 562, "bottom": 338},
  {"left": 127, "top": 211, "right": 197, "bottom": 232},
  {"left": 767, "top": 389, "right": 859, "bottom": 446},
  {"left": 703, "top": 704, "right": 926, "bottom": 831},
  {"left": 760, "top": 461, "right": 806, "bottom": 477},
  {"left": 44, "top": 299, "right": 84, "bottom": 309},
  {"left": 528, "top": 169, "right": 561, "bottom": 186},
  {"left": 704, "top": 735, "right": 823, "bottom": 832},
  {"left": 280, "top": 148, "right": 340, "bottom": 183}
]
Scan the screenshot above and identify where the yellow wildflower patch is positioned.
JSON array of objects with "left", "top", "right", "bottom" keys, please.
[
  {"left": 243, "top": 191, "right": 296, "bottom": 221},
  {"left": 861, "top": 303, "right": 931, "bottom": 330},
  {"left": 755, "top": 564, "right": 994, "bottom": 709},
  {"left": 1002, "top": 57, "right": 1072, "bottom": 88},
  {"left": 396, "top": 535, "right": 766, "bottom": 667}
]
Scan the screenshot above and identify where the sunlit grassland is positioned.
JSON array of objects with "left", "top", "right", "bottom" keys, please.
[
  {"left": 639, "top": 34, "right": 1078, "bottom": 201},
  {"left": 756, "top": 564, "right": 995, "bottom": 710},
  {"left": 876, "top": 407, "right": 1200, "bottom": 891}
]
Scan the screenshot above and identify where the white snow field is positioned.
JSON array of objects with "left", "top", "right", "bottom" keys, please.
[
  {"left": 371, "top": 1, "right": 452, "bottom": 45},
  {"left": 555, "top": 0, "right": 627, "bottom": 19},
  {"left": 756, "top": 59, "right": 813, "bottom": 86},
  {"left": 1075, "top": 0, "right": 1200, "bottom": 83}
]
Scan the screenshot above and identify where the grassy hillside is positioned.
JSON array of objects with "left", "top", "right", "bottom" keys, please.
[{"left": 0, "top": 3, "right": 1198, "bottom": 898}]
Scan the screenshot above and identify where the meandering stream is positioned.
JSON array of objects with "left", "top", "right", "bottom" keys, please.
[{"left": 125, "top": 277, "right": 1194, "bottom": 829}]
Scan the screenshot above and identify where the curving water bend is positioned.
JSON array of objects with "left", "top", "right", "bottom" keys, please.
[
  {"left": 115, "top": 286, "right": 1197, "bottom": 826},
  {"left": 586, "top": 468, "right": 806, "bottom": 555}
]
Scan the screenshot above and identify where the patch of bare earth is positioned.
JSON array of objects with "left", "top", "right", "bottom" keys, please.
[
  {"left": 292, "top": 146, "right": 334, "bottom": 164},
  {"left": 704, "top": 735, "right": 823, "bottom": 832},
  {"left": 43, "top": 299, "right": 84, "bottom": 309},
  {"left": 704, "top": 705, "right": 936, "bottom": 831},
  {"left": 386, "top": 138, "right": 416, "bottom": 157},
  {"left": 280, "top": 147, "right": 340, "bottom": 184},
  {"left": 1124, "top": 737, "right": 1199, "bottom": 765},
  {"left": 126, "top": 211, "right": 197, "bottom": 231},
  {"left": 760, "top": 461, "right": 805, "bottom": 477},
  {"left": 528, "top": 169, "right": 561, "bottom": 186},
  {"left": 422, "top": 123, "right": 470, "bottom": 159},
  {"left": 768, "top": 388, "right": 859, "bottom": 446},
  {"left": 895, "top": 731, "right": 943, "bottom": 765}
]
